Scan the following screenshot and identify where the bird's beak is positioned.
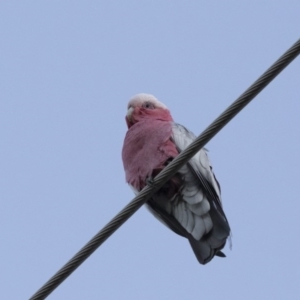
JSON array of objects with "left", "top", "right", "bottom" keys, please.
[{"left": 126, "top": 106, "right": 134, "bottom": 123}]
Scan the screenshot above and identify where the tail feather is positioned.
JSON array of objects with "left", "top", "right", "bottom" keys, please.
[
  {"left": 188, "top": 238, "right": 213, "bottom": 264},
  {"left": 188, "top": 236, "right": 227, "bottom": 264},
  {"left": 188, "top": 204, "right": 230, "bottom": 264}
]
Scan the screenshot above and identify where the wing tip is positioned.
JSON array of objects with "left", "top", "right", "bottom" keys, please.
[{"left": 188, "top": 236, "right": 228, "bottom": 265}]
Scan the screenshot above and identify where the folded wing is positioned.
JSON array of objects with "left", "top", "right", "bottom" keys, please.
[{"left": 146, "top": 123, "right": 231, "bottom": 264}]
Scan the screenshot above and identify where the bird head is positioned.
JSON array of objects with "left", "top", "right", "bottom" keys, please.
[{"left": 125, "top": 93, "right": 172, "bottom": 128}]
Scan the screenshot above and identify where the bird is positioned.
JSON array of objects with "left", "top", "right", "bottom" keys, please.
[{"left": 122, "top": 93, "right": 231, "bottom": 264}]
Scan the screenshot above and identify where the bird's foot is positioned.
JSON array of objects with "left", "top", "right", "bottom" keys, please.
[{"left": 146, "top": 177, "right": 155, "bottom": 187}]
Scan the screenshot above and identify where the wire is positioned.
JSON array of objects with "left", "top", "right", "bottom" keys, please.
[{"left": 29, "top": 38, "right": 300, "bottom": 300}]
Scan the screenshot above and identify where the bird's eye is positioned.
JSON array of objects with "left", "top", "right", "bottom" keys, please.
[{"left": 143, "top": 101, "right": 155, "bottom": 109}]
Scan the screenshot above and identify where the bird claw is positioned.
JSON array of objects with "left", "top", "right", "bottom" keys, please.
[{"left": 146, "top": 177, "right": 155, "bottom": 187}]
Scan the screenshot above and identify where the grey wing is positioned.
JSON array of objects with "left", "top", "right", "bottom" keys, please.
[{"left": 169, "top": 123, "right": 231, "bottom": 264}]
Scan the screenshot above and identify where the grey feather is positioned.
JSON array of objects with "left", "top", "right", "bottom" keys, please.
[
  {"left": 134, "top": 122, "right": 231, "bottom": 265},
  {"left": 170, "top": 123, "right": 231, "bottom": 264}
]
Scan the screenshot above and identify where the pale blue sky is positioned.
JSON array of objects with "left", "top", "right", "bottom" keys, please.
[{"left": 1, "top": 2, "right": 300, "bottom": 299}]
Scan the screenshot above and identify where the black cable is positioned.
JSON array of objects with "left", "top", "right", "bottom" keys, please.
[{"left": 29, "top": 39, "right": 300, "bottom": 300}]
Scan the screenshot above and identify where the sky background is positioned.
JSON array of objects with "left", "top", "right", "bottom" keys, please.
[{"left": 0, "top": 2, "right": 300, "bottom": 300}]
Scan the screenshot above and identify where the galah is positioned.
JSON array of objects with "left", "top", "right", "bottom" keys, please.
[{"left": 122, "top": 93, "right": 230, "bottom": 265}]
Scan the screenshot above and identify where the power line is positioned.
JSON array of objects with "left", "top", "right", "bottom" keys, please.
[{"left": 29, "top": 38, "right": 300, "bottom": 300}]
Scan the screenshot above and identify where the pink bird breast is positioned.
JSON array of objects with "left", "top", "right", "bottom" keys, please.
[{"left": 122, "top": 118, "right": 178, "bottom": 190}]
